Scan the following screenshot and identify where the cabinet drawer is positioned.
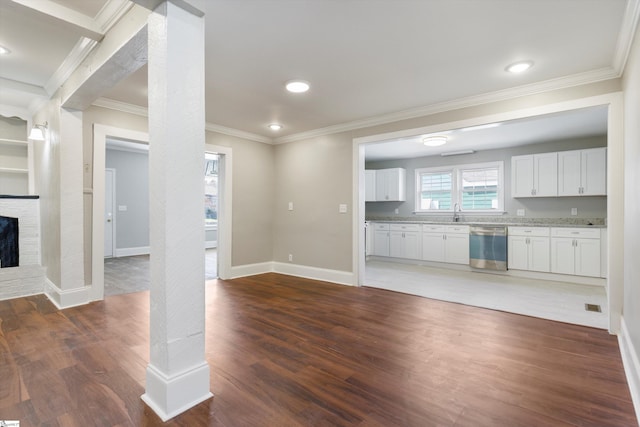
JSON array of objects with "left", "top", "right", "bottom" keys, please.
[
  {"left": 390, "top": 223, "right": 421, "bottom": 232},
  {"left": 422, "top": 224, "right": 446, "bottom": 233},
  {"left": 445, "top": 225, "right": 469, "bottom": 234},
  {"left": 551, "top": 227, "right": 600, "bottom": 239},
  {"left": 508, "top": 226, "right": 550, "bottom": 237},
  {"left": 372, "top": 223, "right": 390, "bottom": 231}
]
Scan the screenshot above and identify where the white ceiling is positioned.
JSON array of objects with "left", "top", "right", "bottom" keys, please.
[{"left": 0, "top": 0, "right": 636, "bottom": 150}]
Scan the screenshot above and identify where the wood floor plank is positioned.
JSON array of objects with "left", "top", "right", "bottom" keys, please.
[{"left": 0, "top": 272, "right": 637, "bottom": 426}]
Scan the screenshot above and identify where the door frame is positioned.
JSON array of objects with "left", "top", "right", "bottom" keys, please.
[
  {"left": 91, "top": 124, "right": 234, "bottom": 300},
  {"left": 104, "top": 167, "right": 116, "bottom": 258}
]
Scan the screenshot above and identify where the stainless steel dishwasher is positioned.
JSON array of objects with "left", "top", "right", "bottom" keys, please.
[{"left": 469, "top": 225, "right": 508, "bottom": 271}]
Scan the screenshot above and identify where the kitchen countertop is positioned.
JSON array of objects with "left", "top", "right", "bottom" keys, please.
[{"left": 365, "top": 216, "right": 606, "bottom": 228}]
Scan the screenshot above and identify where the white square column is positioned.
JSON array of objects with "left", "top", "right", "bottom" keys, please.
[{"left": 141, "top": 1, "right": 211, "bottom": 421}]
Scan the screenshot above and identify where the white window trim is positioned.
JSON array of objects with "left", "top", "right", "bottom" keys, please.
[{"left": 414, "top": 161, "right": 505, "bottom": 215}]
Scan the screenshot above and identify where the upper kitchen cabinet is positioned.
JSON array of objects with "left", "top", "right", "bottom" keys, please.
[
  {"left": 369, "top": 168, "right": 406, "bottom": 202},
  {"left": 365, "top": 170, "right": 376, "bottom": 202},
  {"left": 558, "top": 147, "right": 606, "bottom": 196},
  {"left": 511, "top": 152, "right": 558, "bottom": 198}
]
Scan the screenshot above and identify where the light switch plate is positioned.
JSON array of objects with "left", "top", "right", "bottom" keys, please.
[
  {"left": 288, "top": 202, "right": 293, "bottom": 211},
  {"left": 118, "top": 205, "right": 127, "bottom": 211},
  {"left": 339, "top": 204, "right": 347, "bottom": 213},
  {"left": 516, "top": 209, "right": 525, "bottom": 217}
]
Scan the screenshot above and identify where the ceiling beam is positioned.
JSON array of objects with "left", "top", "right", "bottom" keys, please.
[{"left": 9, "top": 0, "right": 104, "bottom": 41}]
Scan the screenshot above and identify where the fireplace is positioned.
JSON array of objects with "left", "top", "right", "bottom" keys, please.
[{"left": 0, "top": 215, "right": 19, "bottom": 268}]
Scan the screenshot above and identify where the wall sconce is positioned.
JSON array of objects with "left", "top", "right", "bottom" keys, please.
[{"left": 28, "top": 121, "right": 48, "bottom": 141}]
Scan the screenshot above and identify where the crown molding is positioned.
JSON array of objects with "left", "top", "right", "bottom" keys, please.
[
  {"left": 45, "top": 38, "right": 98, "bottom": 96},
  {"left": 613, "top": 0, "right": 640, "bottom": 74},
  {"left": 273, "top": 67, "right": 620, "bottom": 145},
  {"left": 95, "top": 0, "right": 134, "bottom": 33},
  {"left": 93, "top": 97, "right": 273, "bottom": 144},
  {"left": 204, "top": 123, "right": 273, "bottom": 144}
]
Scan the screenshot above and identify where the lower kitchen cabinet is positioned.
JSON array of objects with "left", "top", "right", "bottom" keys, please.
[
  {"left": 550, "top": 228, "right": 601, "bottom": 277},
  {"left": 372, "top": 223, "right": 390, "bottom": 257},
  {"left": 508, "top": 227, "right": 550, "bottom": 272},
  {"left": 389, "top": 224, "right": 421, "bottom": 259},
  {"left": 421, "top": 225, "right": 469, "bottom": 265}
]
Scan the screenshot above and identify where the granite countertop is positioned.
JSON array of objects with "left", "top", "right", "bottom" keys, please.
[{"left": 365, "top": 216, "right": 606, "bottom": 228}]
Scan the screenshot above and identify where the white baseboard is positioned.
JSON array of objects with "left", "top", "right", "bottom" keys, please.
[
  {"left": 115, "top": 246, "right": 150, "bottom": 257},
  {"left": 142, "top": 362, "right": 213, "bottom": 422},
  {"left": 229, "top": 262, "right": 274, "bottom": 279},
  {"left": 44, "top": 278, "right": 90, "bottom": 309},
  {"left": 619, "top": 317, "right": 640, "bottom": 425},
  {"left": 229, "top": 261, "right": 356, "bottom": 287},
  {"left": 272, "top": 262, "right": 356, "bottom": 286}
]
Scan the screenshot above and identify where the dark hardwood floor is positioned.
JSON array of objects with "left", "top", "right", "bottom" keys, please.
[{"left": 0, "top": 273, "right": 637, "bottom": 426}]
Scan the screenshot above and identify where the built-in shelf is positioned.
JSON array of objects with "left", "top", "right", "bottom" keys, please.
[
  {"left": 0, "top": 167, "right": 29, "bottom": 174},
  {"left": 0, "top": 138, "right": 28, "bottom": 146}
]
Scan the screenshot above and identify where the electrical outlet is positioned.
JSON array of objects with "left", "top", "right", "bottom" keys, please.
[
  {"left": 394, "top": 208, "right": 399, "bottom": 214},
  {"left": 339, "top": 204, "right": 347, "bottom": 213},
  {"left": 288, "top": 254, "right": 293, "bottom": 262},
  {"left": 571, "top": 207, "right": 578, "bottom": 216},
  {"left": 516, "top": 209, "right": 525, "bottom": 217},
  {"left": 288, "top": 202, "right": 293, "bottom": 211}
]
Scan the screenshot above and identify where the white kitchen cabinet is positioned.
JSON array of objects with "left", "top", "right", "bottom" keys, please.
[
  {"left": 389, "top": 224, "right": 421, "bottom": 259},
  {"left": 511, "top": 153, "right": 558, "bottom": 197},
  {"left": 365, "top": 170, "right": 376, "bottom": 202},
  {"left": 421, "top": 225, "right": 469, "bottom": 265},
  {"left": 508, "top": 227, "right": 550, "bottom": 272},
  {"left": 550, "top": 227, "right": 601, "bottom": 277},
  {"left": 375, "top": 168, "right": 406, "bottom": 201},
  {"left": 372, "top": 223, "right": 390, "bottom": 256},
  {"left": 557, "top": 148, "right": 606, "bottom": 196}
]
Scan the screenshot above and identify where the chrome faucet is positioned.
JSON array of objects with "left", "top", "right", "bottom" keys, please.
[{"left": 453, "top": 203, "right": 460, "bottom": 222}]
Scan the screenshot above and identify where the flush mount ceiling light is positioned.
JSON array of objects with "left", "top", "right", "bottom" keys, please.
[
  {"left": 268, "top": 123, "right": 282, "bottom": 131},
  {"left": 28, "top": 121, "right": 48, "bottom": 141},
  {"left": 506, "top": 60, "right": 534, "bottom": 73},
  {"left": 422, "top": 135, "right": 448, "bottom": 147},
  {"left": 285, "top": 80, "right": 310, "bottom": 93},
  {"left": 0, "top": 45, "right": 11, "bottom": 55}
]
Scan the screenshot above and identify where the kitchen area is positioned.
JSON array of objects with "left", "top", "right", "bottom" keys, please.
[{"left": 363, "top": 106, "right": 608, "bottom": 329}]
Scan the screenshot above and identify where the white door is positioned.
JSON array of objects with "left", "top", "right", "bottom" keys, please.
[
  {"left": 575, "top": 238, "right": 601, "bottom": 277},
  {"left": 104, "top": 168, "right": 115, "bottom": 258},
  {"left": 551, "top": 237, "right": 575, "bottom": 275},
  {"left": 508, "top": 235, "right": 529, "bottom": 270},
  {"left": 528, "top": 236, "right": 551, "bottom": 272},
  {"left": 444, "top": 233, "right": 470, "bottom": 265},
  {"left": 373, "top": 230, "right": 390, "bottom": 256}
]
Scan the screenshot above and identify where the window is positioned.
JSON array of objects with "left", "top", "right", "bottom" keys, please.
[
  {"left": 415, "top": 161, "right": 503, "bottom": 213},
  {"left": 204, "top": 154, "right": 218, "bottom": 227}
]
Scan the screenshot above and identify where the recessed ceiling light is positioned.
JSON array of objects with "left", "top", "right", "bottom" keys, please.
[
  {"left": 506, "top": 61, "right": 533, "bottom": 73},
  {"left": 285, "top": 80, "right": 310, "bottom": 93},
  {"left": 0, "top": 45, "right": 11, "bottom": 55},
  {"left": 423, "top": 136, "right": 448, "bottom": 147},
  {"left": 268, "top": 123, "right": 282, "bottom": 131}
]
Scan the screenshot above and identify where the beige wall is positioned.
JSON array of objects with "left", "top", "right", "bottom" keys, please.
[
  {"left": 273, "top": 133, "right": 353, "bottom": 271},
  {"left": 205, "top": 132, "right": 275, "bottom": 266},
  {"left": 623, "top": 20, "right": 640, "bottom": 365}
]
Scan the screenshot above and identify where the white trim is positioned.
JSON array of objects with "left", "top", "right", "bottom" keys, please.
[
  {"left": 93, "top": 97, "right": 149, "bottom": 117},
  {"left": 205, "top": 123, "right": 272, "bottom": 145},
  {"left": 205, "top": 240, "right": 217, "bottom": 249},
  {"left": 115, "top": 246, "right": 150, "bottom": 257},
  {"left": 104, "top": 167, "right": 116, "bottom": 258},
  {"left": 141, "top": 362, "right": 213, "bottom": 422},
  {"left": 272, "top": 262, "right": 356, "bottom": 287},
  {"left": 613, "top": 0, "right": 640, "bottom": 74},
  {"left": 618, "top": 317, "right": 640, "bottom": 425},
  {"left": 44, "top": 38, "right": 98, "bottom": 96},
  {"left": 44, "top": 278, "right": 90, "bottom": 310},
  {"left": 229, "top": 262, "right": 274, "bottom": 279},
  {"left": 352, "top": 92, "right": 625, "bottom": 332}
]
